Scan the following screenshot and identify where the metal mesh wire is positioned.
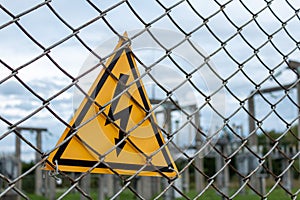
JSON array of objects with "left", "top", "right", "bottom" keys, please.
[{"left": 0, "top": 0, "right": 300, "bottom": 199}]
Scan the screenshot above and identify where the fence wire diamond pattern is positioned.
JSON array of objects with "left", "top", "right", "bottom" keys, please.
[{"left": 0, "top": 0, "right": 300, "bottom": 199}]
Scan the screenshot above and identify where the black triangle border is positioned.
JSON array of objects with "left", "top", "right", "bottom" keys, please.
[{"left": 51, "top": 44, "right": 175, "bottom": 174}]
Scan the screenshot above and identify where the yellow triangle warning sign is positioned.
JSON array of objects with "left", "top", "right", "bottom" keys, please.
[{"left": 45, "top": 35, "right": 177, "bottom": 177}]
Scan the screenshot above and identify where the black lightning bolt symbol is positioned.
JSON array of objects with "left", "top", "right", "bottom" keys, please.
[{"left": 104, "top": 73, "right": 133, "bottom": 156}]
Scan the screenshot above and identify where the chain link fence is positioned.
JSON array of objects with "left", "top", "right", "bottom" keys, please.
[{"left": 0, "top": 0, "right": 300, "bottom": 199}]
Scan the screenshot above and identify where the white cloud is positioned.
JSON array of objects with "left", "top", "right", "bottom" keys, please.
[{"left": 0, "top": 0, "right": 299, "bottom": 160}]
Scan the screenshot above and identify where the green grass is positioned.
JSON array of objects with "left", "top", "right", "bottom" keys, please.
[
  {"left": 177, "top": 188, "right": 299, "bottom": 200},
  {"left": 26, "top": 188, "right": 299, "bottom": 200},
  {"left": 28, "top": 188, "right": 132, "bottom": 200}
]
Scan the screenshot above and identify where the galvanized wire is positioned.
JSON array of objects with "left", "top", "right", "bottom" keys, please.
[{"left": 0, "top": 0, "right": 300, "bottom": 199}]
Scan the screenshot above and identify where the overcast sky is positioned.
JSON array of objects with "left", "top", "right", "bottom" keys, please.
[{"left": 0, "top": 0, "right": 299, "bottom": 161}]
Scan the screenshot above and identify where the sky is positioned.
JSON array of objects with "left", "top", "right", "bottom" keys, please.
[{"left": 0, "top": 0, "right": 300, "bottom": 161}]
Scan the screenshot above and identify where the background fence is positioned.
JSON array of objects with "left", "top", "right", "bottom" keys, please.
[{"left": 0, "top": 0, "right": 300, "bottom": 199}]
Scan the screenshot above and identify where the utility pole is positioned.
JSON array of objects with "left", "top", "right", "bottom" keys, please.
[
  {"left": 193, "top": 105, "right": 203, "bottom": 193},
  {"left": 15, "top": 132, "right": 21, "bottom": 200},
  {"left": 164, "top": 105, "right": 174, "bottom": 200},
  {"left": 80, "top": 174, "right": 91, "bottom": 200},
  {"left": 247, "top": 95, "right": 260, "bottom": 191},
  {"left": 247, "top": 60, "right": 300, "bottom": 192},
  {"left": 151, "top": 99, "right": 177, "bottom": 200},
  {"left": 15, "top": 127, "right": 47, "bottom": 197},
  {"left": 248, "top": 96, "right": 257, "bottom": 152},
  {"left": 288, "top": 60, "right": 300, "bottom": 175}
]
